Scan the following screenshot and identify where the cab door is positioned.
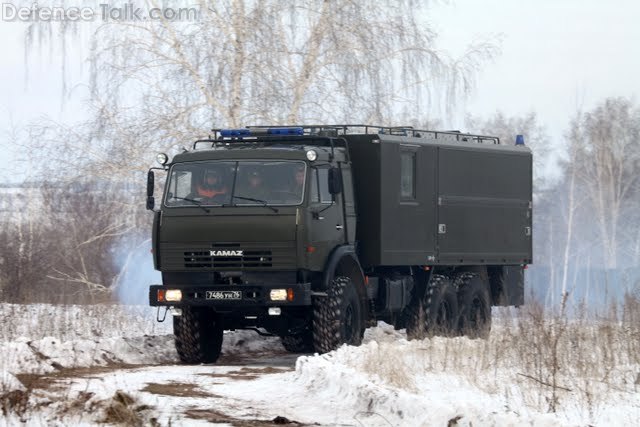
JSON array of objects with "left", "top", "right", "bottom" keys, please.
[{"left": 307, "top": 166, "right": 345, "bottom": 262}]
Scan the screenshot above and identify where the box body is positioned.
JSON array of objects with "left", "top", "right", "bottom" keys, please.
[{"left": 347, "top": 134, "right": 532, "bottom": 268}]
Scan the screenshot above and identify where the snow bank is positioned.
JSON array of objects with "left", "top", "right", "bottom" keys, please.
[
  {"left": 289, "top": 339, "right": 529, "bottom": 426},
  {"left": 213, "top": 322, "right": 639, "bottom": 426}
]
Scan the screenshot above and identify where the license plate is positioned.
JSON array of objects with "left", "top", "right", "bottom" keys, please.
[{"left": 206, "top": 290, "right": 242, "bottom": 300}]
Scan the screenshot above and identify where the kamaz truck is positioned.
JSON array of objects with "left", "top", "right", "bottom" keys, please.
[{"left": 146, "top": 125, "right": 532, "bottom": 363}]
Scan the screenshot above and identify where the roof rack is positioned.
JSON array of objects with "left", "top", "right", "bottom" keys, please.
[
  {"left": 203, "top": 124, "right": 499, "bottom": 146},
  {"left": 244, "top": 124, "right": 500, "bottom": 144}
]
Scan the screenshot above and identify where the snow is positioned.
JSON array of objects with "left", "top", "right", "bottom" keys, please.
[
  {"left": 0, "top": 371, "right": 25, "bottom": 393},
  {"left": 1, "top": 303, "right": 639, "bottom": 426},
  {"left": 0, "top": 304, "right": 282, "bottom": 377}
]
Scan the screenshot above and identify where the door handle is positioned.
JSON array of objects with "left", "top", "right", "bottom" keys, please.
[{"left": 336, "top": 225, "right": 343, "bottom": 230}]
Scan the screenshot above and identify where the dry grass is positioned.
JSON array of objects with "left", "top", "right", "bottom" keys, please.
[
  {"left": 354, "top": 292, "right": 640, "bottom": 418},
  {"left": 0, "top": 303, "right": 170, "bottom": 342},
  {"left": 0, "top": 389, "right": 29, "bottom": 418},
  {"left": 362, "top": 342, "right": 418, "bottom": 391},
  {"left": 499, "top": 293, "right": 640, "bottom": 414},
  {"left": 101, "top": 390, "right": 156, "bottom": 427}
]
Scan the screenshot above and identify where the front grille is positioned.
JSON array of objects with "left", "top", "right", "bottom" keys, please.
[
  {"left": 184, "top": 250, "right": 273, "bottom": 268},
  {"left": 160, "top": 242, "right": 296, "bottom": 271}
]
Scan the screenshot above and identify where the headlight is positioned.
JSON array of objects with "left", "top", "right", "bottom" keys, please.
[
  {"left": 156, "top": 153, "right": 169, "bottom": 165},
  {"left": 165, "top": 289, "right": 182, "bottom": 302},
  {"left": 270, "top": 289, "right": 287, "bottom": 301},
  {"left": 306, "top": 150, "right": 318, "bottom": 162}
]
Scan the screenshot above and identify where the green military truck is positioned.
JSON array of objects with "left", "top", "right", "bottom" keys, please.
[{"left": 147, "top": 125, "right": 532, "bottom": 363}]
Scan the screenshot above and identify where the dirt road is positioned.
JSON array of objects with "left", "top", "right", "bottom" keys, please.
[{"left": 12, "top": 350, "right": 347, "bottom": 426}]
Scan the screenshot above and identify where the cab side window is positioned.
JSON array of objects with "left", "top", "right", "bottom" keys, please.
[
  {"left": 310, "top": 168, "right": 332, "bottom": 204},
  {"left": 318, "top": 168, "right": 332, "bottom": 204},
  {"left": 310, "top": 169, "right": 320, "bottom": 203}
]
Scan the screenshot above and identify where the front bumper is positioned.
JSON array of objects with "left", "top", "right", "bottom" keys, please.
[{"left": 148, "top": 282, "right": 312, "bottom": 307}]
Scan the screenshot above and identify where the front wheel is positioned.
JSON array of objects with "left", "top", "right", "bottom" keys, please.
[
  {"left": 173, "top": 306, "right": 224, "bottom": 364},
  {"left": 313, "top": 276, "right": 364, "bottom": 353}
]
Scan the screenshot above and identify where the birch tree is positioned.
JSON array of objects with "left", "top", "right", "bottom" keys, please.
[
  {"left": 24, "top": 0, "right": 498, "bottom": 179},
  {"left": 556, "top": 117, "right": 588, "bottom": 299},
  {"left": 568, "top": 97, "right": 640, "bottom": 269}
]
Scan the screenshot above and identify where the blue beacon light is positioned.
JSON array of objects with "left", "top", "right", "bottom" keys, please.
[
  {"left": 220, "top": 128, "right": 251, "bottom": 137},
  {"left": 267, "top": 127, "right": 304, "bottom": 135},
  {"left": 219, "top": 127, "right": 304, "bottom": 137}
]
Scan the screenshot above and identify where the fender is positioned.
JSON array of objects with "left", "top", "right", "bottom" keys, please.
[{"left": 321, "top": 244, "right": 364, "bottom": 291}]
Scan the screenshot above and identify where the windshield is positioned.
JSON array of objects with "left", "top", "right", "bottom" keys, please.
[{"left": 164, "top": 160, "right": 306, "bottom": 207}]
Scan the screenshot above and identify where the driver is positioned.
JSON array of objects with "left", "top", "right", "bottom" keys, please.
[{"left": 195, "top": 169, "right": 228, "bottom": 202}]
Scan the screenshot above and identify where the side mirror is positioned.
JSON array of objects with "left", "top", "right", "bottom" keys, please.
[
  {"left": 146, "top": 170, "right": 155, "bottom": 210},
  {"left": 328, "top": 167, "right": 343, "bottom": 195},
  {"left": 147, "top": 170, "right": 155, "bottom": 197}
]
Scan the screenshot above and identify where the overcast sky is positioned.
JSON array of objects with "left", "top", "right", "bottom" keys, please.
[
  {"left": 433, "top": 0, "right": 640, "bottom": 139},
  {"left": 1, "top": 0, "right": 639, "bottom": 182}
]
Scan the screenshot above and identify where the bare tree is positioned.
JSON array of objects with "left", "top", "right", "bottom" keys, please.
[
  {"left": 0, "top": 180, "right": 144, "bottom": 303},
  {"left": 568, "top": 97, "right": 640, "bottom": 269},
  {"left": 42, "top": 180, "right": 143, "bottom": 296},
  {"left": 23, "top": 0, "right": 498, "bottom": 180},
  {"left": 556, "top": 117, "right": 590, "bottom": 301},
  {"left": 0, "top": 186, "right": 51, "bottom": 302}
]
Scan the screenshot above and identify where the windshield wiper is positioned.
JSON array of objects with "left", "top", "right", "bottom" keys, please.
[
  {"left": 170, "top": 196, "right": 211, "bottom": 213},
  {"left": 231, "top": 196, "right": 279, "bottom": 213}
]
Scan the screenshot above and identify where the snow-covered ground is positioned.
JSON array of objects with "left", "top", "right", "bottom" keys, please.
[{"left": 1, "top": 303, "right": 639, "bottom": 426}]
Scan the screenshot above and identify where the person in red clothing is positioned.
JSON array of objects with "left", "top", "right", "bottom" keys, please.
[{"left": 195, "top": 169, "right": 228, "bottom": 202}]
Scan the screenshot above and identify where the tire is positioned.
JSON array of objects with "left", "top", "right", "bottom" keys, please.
[
  {"left": 456, "top": 273, "right": 492, "bottom": 339},
  {"left": 280, "top": 330, "right": 314, "bottom": 353},
  {"left": 173, "top": 306, "right": 224, "bottom": 364},
  {"left": 406, "top": 275, "right": 459, "bottom": 340},
  {"left": 313, "top": 276, "right": 364, "bottom": 353}
]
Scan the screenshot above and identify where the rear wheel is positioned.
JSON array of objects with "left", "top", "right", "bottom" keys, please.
[
  {"left": 313, "top": 276, "right": 364, "bottom": 353},
  {"left": 173, "top": 306, "right": 224, "bottom": 364},
  {"left": 456, "top": 273, "right": 492, "bottom": 339},
  {"left": 407, "top": 275, "right": 459, "bottom": 340}
]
